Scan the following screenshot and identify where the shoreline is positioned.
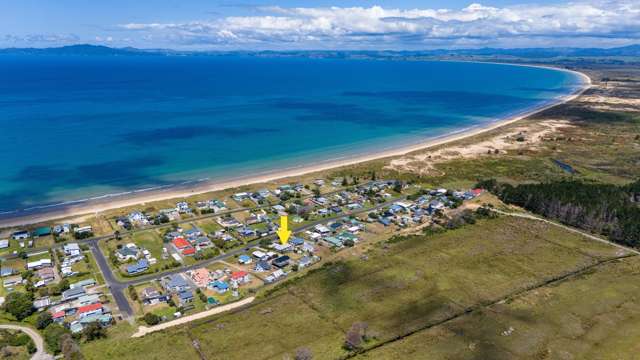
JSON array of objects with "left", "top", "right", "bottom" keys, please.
[{"left": 0, "top": 63, "right": 592, "bottom": 228}]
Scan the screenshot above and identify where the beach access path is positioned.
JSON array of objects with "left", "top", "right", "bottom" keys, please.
[{"left": 131, "top": 297, "right": 255, "bottom": 338}]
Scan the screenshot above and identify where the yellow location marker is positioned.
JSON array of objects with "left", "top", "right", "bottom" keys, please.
[{"left": 276, "top": 215, "right": 291, "bottom": 244}]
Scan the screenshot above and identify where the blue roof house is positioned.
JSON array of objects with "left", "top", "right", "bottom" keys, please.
[
  {"left": 178, "top": 290, "right": 194, "bottom": 305},
  {"left": 126, "top": 259, "right": 149, "bottom": 275},
  {"left": 211, "top": 280, "right": 229, "bottom": 294}
]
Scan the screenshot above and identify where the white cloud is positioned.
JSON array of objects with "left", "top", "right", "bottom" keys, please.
[{"left": 118, "top": 1, "right": 640, "bottom": 49}]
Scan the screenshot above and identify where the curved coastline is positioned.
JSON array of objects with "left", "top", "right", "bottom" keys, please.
[{"left": 0, "top": 62, "right": 591, "bottom": 228}]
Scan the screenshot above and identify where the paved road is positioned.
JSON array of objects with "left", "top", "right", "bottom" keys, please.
[
  {"left": 0, "top": 324, "right": 53, "bottom": 360},
  {"left": 89, "top": 196, "right": 403, "bottom": 319},
  {"left": 492, "top": 209, "right": 640, "bottom": 256}
]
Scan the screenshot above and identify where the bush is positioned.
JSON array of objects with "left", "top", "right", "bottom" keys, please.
[
  {"left": 60, "top": 334, "right": 83, "bottom": 360},
  {"left": 82, "top": 323, "right": 106, "bottom": 342},
  {"left": 143, "top": 312, "right": 161, "bottom": 326},
  {"left": 3, "top": 292, "right": 34, "bottom": 320},
  {"left": 128, "top": 286, "right": 138, "bottom": 301},
  {"left": 36, "top": 311, "right": 53, "bottom": 329},
  {"left": 43, "top": 324, "right": 69, "bottom": 354}
]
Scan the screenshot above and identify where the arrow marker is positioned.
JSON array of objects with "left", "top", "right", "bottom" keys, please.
[{"left": 276, "top": 215, "right": 291, "bottom": 244}]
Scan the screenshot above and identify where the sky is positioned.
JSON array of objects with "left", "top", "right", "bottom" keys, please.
[{"left": 1, "top": 0, "right": 639, "bottom": 50}]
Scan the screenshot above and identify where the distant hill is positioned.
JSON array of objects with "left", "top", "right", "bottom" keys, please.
[
  {"left": 0, "top": 44, "right": 157, "bottom": 56},
  {"left": 1, "top": 43, "right": 639, "bottom": 58}
]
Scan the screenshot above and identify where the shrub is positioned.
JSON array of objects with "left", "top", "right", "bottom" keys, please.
[
  {"left": 143, "top": 313, "right": 161, "bottom": 326},
  {"left": 3, "top": 292, "right": 34, "bottom": 320}
]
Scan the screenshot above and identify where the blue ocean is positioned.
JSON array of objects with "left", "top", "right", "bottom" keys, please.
[{"left": 0, "top": 55, "right": 583, "bottom": 213}]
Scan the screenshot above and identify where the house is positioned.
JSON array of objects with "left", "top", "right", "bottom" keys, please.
[
  {"left": 12, "top": 231, "right": 30, "bottom": 240},
  {"left": 172, "top": 237, "right": 190, "bottom": 250},
  {"left": 26, "top": 259, "right": 52, "bottom": 270},
  {"left": 0, "top": 239, "right": 8, "bottom": 249},
  {"left": 290, "top": 237, "right": 304, "bottom": 247},
  {"left": 337, "top": 231, "right": 358, "bottom": 243},
  {"left": 230, "top": 271, "right": 251, "bottom": 285},
  {"left": 76, "top": 294, "right": 101, "bottom": 307},
  {"left": 0, "top": 268, "right": 15, "bottom": 277},
  {"left": 182, "top": 246, "right": 196, "bottom": 256},
  {"left": 301, "top": 242, "right": 315, "bottom": 253},
  {"left": 126, "top": 259, "right": 149, "bottom": 275},
  {"left": 190, "top": 268, "right": 211, "bottom": 288},
  {"left": 33, "top": 297, "right": 51, "bottom": 310},
  {"left": 252, "top": 250, "right": 267, "bottom": 260},
  {"left": 62, "top": 287, "right": 86, "bottom": 301},
  {"left": 298, "top": 256, "right": 315, "bottom": 269},
  {"left": 177, "top": 290, "right": 194, "bottom": 305},
  {"left": 255, "top": 260, "right": 271, "bottom": 272},
  {"left": 183, "top": 228, "right": 202, "bottom": 239},
  {"left": 232, "top": 192, "right": 250, "bottom": 202},
  {"left": 77, "top": 303, "right": 103, "bottom": 319},
  {"left": 162, "top": 274, "right": 190, "bottom": 293},
  {"left": 238, "top": 254, "right": 252, "bottom": 265},
  {"left": 74, "top": 226, "right": 93, "bottom": 235},
  {"left": 70, "top": 278, "right": 96, "bottom": 289},
  {"left": 211, "top": 280, "right": 229, "bottom": 294},
  {"left": 63, "top": 243, "right": 81, "bottom": 256},
  {"left": 323, "top": 237, "right": 343, "bottom": 248},
  {"left": 265, "top": 269, "right": 286, "bottom": 283},
  {"left": 314, "top": 224, "right": 331, "bottom": 234},
  {"left": 272, "top": 255, "right": 290, "bottom": 268},
  {"left": 116, "top": 243, "right": 140, "bottom": 262},
  {"left": 79, "top": 313, "right": 112, "bottom": 327},
  {"left": 3, "top": 275, "right": 22, "bottom": 288},
  {"left": 141, "top": 287, "right": 168, "bottom": 305},
  {"left": 272, "top": 204, "right": 286, "bottom": 214},
  {"left": 52, "top": 311, "right": 66, "bottom": 323},
  {"left": 194, "top": 237, "right": 212, "bottom": 249},
  {"left": 328, "top": 222, "right": 343, "bottom": 232},
  {"left": 217, "top": 216, "right": 242, "bottom": 228},
  {"left": 273, "top": 242, "right": 293, "bottom": 252},
  {"left": 37, "top": 267, "right": 55, "bottom": 283},
  {"left": 175, "top": 202, "right": 190, "bottom": 213},
  {"left": 33, "top": 226, "right": 51, "bottom": 238}
]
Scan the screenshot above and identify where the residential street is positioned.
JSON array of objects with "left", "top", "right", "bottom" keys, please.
[{"left": 87, "top": 196, "right": 403, "bottom": 319}]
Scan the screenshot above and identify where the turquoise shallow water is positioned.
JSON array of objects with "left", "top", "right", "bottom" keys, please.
[{"left": 0, "top": 55, "right": 584, "bottom": 213}]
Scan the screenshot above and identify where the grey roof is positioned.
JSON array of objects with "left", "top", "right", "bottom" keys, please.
[{"left": 62, "top": 286, "right": 86, "bottom": 300}]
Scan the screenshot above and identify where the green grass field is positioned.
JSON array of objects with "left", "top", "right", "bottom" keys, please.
[
  {"left": 356, "top": 256, "right": 640, "bottom": 359},
  {"left": 80, "top": 216, "right": 630, "bottom": 359}
]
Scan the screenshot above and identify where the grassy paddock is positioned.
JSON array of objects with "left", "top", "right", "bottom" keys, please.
[
  {"left": 80, "top": 216, "right": 622, "bottom": 359},
  {"left": 357, "top": 256, "right": 640, "bottom": 360}
]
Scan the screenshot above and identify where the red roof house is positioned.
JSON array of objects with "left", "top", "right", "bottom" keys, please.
[
  {"left": 182, "top": 246, "right": 196, "bottom": 256},
  {"left": 231, "top": 271, "right": 250, "bottom": 284},
  {"left": 77, "top": 303, "right": 103, "bottom": 318},
  {"left": 172, "top": 237, "right": 189, "bottom": 249},
  {"left": 52, "top": 311, "right": 65, "bottom": 319}
]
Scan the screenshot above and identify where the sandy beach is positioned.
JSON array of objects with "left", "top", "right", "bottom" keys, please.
[{"left": 0, "top": 64, "right": 592, "bottom": 228}]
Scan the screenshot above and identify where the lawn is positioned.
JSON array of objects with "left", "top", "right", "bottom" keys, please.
[
  {"left": 193, "top": 219, "right": 221, "bottom": 234},
  {"left": 80, "top": 215, "right": 625, "bottom": 359}
]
